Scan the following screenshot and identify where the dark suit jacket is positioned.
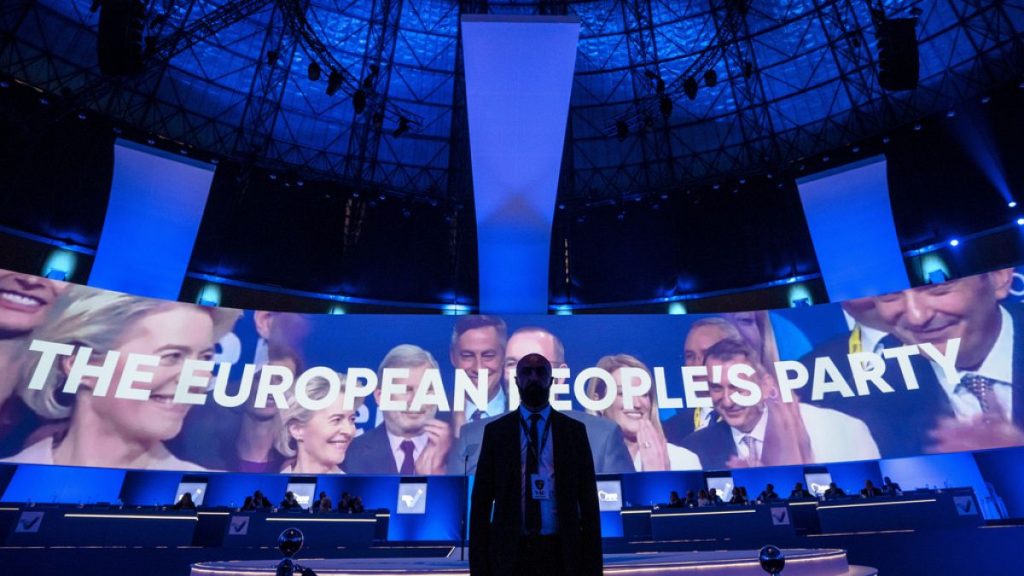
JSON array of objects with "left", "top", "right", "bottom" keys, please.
[
  {"left": 678, "top": 420, "right": 736, "bottom": 471},
  {"left": 469, "top": 410, "right": 602, "bottom": 576},
  {"left": 806, "top": 303, "right": 1024, "bottom": 457},
  {"left": 449, "top": 409, "right": 634, "bottom": 475},
  {"left": 342, "top": 425, "right": 399, "bottom": 474}
]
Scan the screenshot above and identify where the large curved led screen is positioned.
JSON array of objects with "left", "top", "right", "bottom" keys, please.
[{"left": 0, "top": 266, "right": 1021, "bottom": 475}]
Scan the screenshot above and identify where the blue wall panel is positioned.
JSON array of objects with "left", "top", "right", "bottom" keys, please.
[{"left": 2, "top": 465, "right": 125, "bottom": 504}]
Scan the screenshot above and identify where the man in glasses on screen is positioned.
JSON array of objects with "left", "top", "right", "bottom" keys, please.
[{"left": 679, "top": 338, "right": 879, "bottom": 469}]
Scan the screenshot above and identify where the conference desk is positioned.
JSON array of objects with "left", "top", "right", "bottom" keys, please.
[
  {"left": 642, "top": 503, "right": 798, "bottom": 541},
  {"left": 0, "top": 505, "right": 197, "bottom": 546},
  {"left": 219, "top": 510, "right": 382, "bottom": 549},
  {"left": 0, "top": 505, "right": 386, "bottom": 548},
  {"left": 815, "top": 489, "right": 983, "bottom": 533}
]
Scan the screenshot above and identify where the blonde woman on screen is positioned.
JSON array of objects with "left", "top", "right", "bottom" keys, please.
[
  {"left": 587, "top": 354, "right": 702, "bottom": 471},
  {"left": 4, "top": 292, "right": 240, "bottom": 471},
  {"left": 277, "top": 373, "right": 362, "bottom": 474}
]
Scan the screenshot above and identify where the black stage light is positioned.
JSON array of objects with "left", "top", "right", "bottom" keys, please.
[
  {"left": 659, "top": 95, "right": 673, "bottom": 119},
  {"left": 876, "top": 16, "right": 919, "bottom": 91},
  {"left": 392, "top": 116, "right": 411, "bottom": 137},
  {"left": 703, "top": 69, "right": 718, "bottom": 87},
  {"left": 97, "top": 0, "right": 147, "bottom": 76},
  {"left": 266, "top": 50, "right": 279, "bottom": 66},
  {"left": 759, "top": 545, "right": 785, "bottom": 575},
  {"left": 307, "top": 61, "right": 321, "bottom": 81},
  {"left": 326, "top": 70, "right": 344, "bottom": 96},
  {"left": 276, "top": 558, "right": 294, "bottom": 576},
  {"left": 352, "top": 89, "right": 367, "bottom": 114},
  {"left": 683, "top": 76, "right": 699, "bottom": 100},
  {"left": 615, "top": 119, "right": 629, "bottom": 141}
]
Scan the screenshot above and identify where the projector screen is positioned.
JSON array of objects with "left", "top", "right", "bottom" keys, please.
[{"left": 0, "top": 266, "right": 1020, "bottom": 475}]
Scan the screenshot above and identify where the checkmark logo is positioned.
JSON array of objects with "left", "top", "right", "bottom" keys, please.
[
  {"left": 15, "top": 512, "right": 43, "bottom": 533},
  {"left": 770, "top": 507, "right": 790, "bottom": 525},
  {"left": 20, "top": 517, "right": 40, "bottom": 530},
  {"left": 953, "top": 496, "right": 977, "bottom": 516},
  {"left": 228, "top": 516, "right": 249, "bottom": 535}
]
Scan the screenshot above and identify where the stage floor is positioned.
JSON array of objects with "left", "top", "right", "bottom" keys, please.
[{"left": 192, "top": 548, "right": 876, "bottom": 575}]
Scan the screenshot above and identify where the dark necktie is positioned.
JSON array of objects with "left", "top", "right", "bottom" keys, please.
[
  {"left": 470, "top": 409, "right": 486, "bottom": 422},
  {"left": 959, "top": 374, "right": 998, "bottom": 414},
  {"left": 525, "top": 413, "right": 541, "bottom": 534},
  {"left": 399, "top": 440, "right": 416, "bottom": 475}
]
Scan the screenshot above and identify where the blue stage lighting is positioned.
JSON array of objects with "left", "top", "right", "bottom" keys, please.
[
  {"left": 949, "top": 239, "right": 960, "bottom": 247},
  {"left": 1017, "top": 218, "right": 1024, "bottom": 226},
  {"left": 1009, "top": 201, "right": 1018, "bottom": 208}
]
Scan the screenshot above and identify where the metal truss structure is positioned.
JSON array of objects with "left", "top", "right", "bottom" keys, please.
[{"left": 1, "top": 0, "right": 1023, "bottom": 204}]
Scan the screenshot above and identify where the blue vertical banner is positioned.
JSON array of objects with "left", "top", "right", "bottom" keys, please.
[
  {"left": 797, "top": 156, "right": 910, "bottom": 300},
  {"left": 462, "top": 15, "right": 580, "bottom": 314},
  {"left": 88, "top": 139, "right": 215, "bottom": 300}
]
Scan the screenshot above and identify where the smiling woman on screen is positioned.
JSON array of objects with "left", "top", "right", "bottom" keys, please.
[
  {"left": 587, "top": 354, "right": 702, "bottom": 471},
  {"left": 3, "top": 292, "right": 240, "bottom": 471},
  {"left": 277, "top": 373, "right": 362, "bottom": 474}
]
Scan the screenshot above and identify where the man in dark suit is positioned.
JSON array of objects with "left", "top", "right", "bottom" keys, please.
[
  {"left": 344, "top": 344, "right": 451, "bottom": 474},
  {"left": 679, "top": 339, "right": 878, "bottom": 469},
  {"left": 823, "top": 482, "right": 846, "bottom": 500},
  {"left": 661, "top": 318, "right": 742, "bottom": 445},
  {"left": 470, "top": 353, "right": 602, "bottom": 576},
  {"left": 449, "top": 327, "right": 634, "bottom": 475}
]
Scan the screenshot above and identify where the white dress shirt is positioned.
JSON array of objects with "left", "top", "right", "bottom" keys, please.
[
  {"left": 632, "top": 442, "right": 703, "bottom": 471},
  {"left": 465, "top": 387, "right": 507, "bottom": 422},
  {"left": 519, "top": 405, "right": 558, "bottom": 535},
  {"left": 931, "top": 306, "right": 1014, "bottom": 422},
  {"left": 1, "top": 436, "right": 208, "bottom": 471},
  {"left": 730, "top": 409, "right": 768, "bottom": 463},
  {"left": 386, "top": 430, "right": 429, "bottom": 472},
  {"left": 724, "top": 404, "right": 880, "bottom": 464}
]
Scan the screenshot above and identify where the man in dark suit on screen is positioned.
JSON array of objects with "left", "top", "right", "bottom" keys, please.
[{"left": 470, "top": 353, "right": 602, "bottom": 576}]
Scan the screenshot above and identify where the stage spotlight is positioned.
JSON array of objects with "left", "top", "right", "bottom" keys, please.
[
  {"left": 949, "top": 238, "right": 960, "bottom": 247},
  {"left": 759, "top": 545, "right": 785, "bottom": 575},
  {"left": 266, "top": 50, "right": 279, "bottom": 67},
  {"left": 307, "top": 62, "right": 321, "bottom": 81},
  {"left": 1016, "top": 217, "right": 1024, "bottom": 226},
  {"left": 1009, "top": 201, "right": 1017, "bottom": 208},
  {"left": 703, "top": 69, "right": 718, "bottom": 87},
  {"left": 659, "top": 96, "right": 673, "bottom": 119},
  {"left": 326, "top": 70, "right": 344, "bottom": 96},
  {"left": 615, "top": 120, "right": 629, "bottom": 141},
  {"left": 392, "top": 116, "right": 411, "bottom": 138},
  {"left": 352, "top": 89, "right": 367, "bottom": 114},
  {"left": 683, "top": 76, "right": 699, "bottom": 100}
]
